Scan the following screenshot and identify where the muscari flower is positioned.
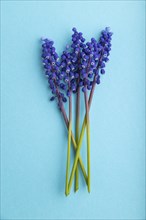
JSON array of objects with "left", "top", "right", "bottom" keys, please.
[
  {"left": 60, "top": 46, "right": 77, "bottom": 97},
  {"left": 41, "top": 38, "right": 67, "bottom": 105},
  {"left": 94, "top": 27, "right": 113, "bottom": 84},
  {"left": 79, "top": 27, "right": 113, "bottom": 87},
  {"left": 41, "top": 27, "right": 113, "bottom": 102},
  {"left": 59, "top": 28, "right": 86, "bottom": 97},
  {"left": 70, "top": 28, "right": 91, "bottom": 93},
  {"left": 76, "top": 37, "right": 100, "bottom": 92}
]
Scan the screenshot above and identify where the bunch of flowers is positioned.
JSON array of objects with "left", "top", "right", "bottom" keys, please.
[{"left": 40, "top": 27, "right": 113, "bottom": 196}]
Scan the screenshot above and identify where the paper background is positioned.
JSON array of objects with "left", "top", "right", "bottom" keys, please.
[{"left": 1, "top": 0, "right": 145, "bottom": 219}]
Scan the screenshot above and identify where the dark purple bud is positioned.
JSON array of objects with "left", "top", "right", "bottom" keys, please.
[
  {"left": 58, "top": 73, "right": 64, "bottom": 80},
  {"left": 66, "top": 67, "right": 70, "bottom": 73},
  {"left": 66, "top": 90, "right": 71, "bottom": 97},
  {"left": 91, "top": 38, "right": 96, "bottom": 43},
  {"left": 51, "top": 73, "right": 56, "bottom": 79},
  {"left": 50, "top": 96, "right": 55, "bottom": 101},
  {"left": 62, "top": 97, "right": 67, "bottom": 102},
  {"left": 101, "top": 69, "right": 105, "bottom": 74},
  {"left": 87, "top": 85, "right": 92, "bottom": 90},
  {"left": 72, "top": 57, "right": 77, "bottom": 63},
  {"left": 82, "top": 87, "right": 86, "bottom": 92},
  {"left": 75, "top": 48, "right": 80, "bottom": 54},
  {"left": 82, "top": 62, "right": 87, "bottom": 68},
  {"left": 82, "top": 73, "right": 86, "bottom": 78},
  {"left": 96, "top": 77, "right": 100, "bottom": 84},
  {"left": 86, "top": 79, "right": 91, "bottom": 86},
  {"left": 104, "top": 58, "right": 109, "bottom": 62},
  {"left": 69, "top": 72, "right": 74, "bottom": 77},
  {"left": 50, "top": 84, "right": 54, "bottom": 89},
  {"left": 64, "top": 77, "right": 69, "bottom": 83},
  {"left": 45, "top": 71, "right": 50, "bottom": 77},
  {"left": 60, "top": 83, "right": 66, "bottom": 90},
  {"left": 81, "top": 38, "right": 85, "bottom": 42},
  {"left": 79, "top": 81, "right": 83, "bottom": 87},
  {"left": 75, "top": 73, "right": 79, "bottom": 78},
  {"left": 61, "top": 62, "right": 66, "bottom": 68},
  {"left": 52, "top": 88, "right": 56, "bottom": 94},
  {"left": 72, "top": 27, "right": 77, "bottom": 32},
  {"left": 84, "top": 55, "right": 89, "bottom": 60},
  {"left": 100, "top": 62, "right": 105, "bottom": 68},
  {"left": 71, "top": 84, "right": 76, "bottom": 92},
  {"left": 91, "top": 61, "right": 95, "bottom": 67},
  {"left": 88, "top": 73, "right": 93, "bottom": 78}
]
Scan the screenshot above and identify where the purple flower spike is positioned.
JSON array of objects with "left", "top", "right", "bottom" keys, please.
[
  {"left": 78, "top": 38, "right": 100, "bottom": 92},
  {"left": 41, "top": 38, "right": 66, "bottom": 107},
  {"left": 60, "top": 48, "right": 77, "bottom": 96},
  {"left": 60, "top": 28, "right": 86, "bottom": 96},
  {"left": 94, "top": 27, "right": 113, "bottom": 82},
  {"left": 41, "top": 27, "right": 113, "bottom": 102}
]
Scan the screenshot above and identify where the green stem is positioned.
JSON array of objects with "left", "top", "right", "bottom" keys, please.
[
  {"left": 65, "top": 95, "right": 72, "bottom": 196},
  {"left": 60, "top": 104, "right": 88, "bottom": 186},
  {"left": 84, "top": 89, "right": 90, "bottom": 193},
  {"left": 68, "top": 80, "right": 96, "bottom": 194},
  {"left": 75, "top": 86, "right": 80, "bottom": 192}
]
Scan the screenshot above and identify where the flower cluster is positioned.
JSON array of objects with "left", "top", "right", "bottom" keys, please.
[
  {"left": 93, "top": 27, "right": 113, "bottom": 84},
  {"left": 41, "top": 38, "right": 67, "bottom": 104},
  {"left": 40, "top": 27, "right": 113, "bottom": 196},
  {"left": 59, "top": 47, "right": 77, "bottom": 97},
  {"left": 78, "top": 38, "right": 99, "bottom": 92},
  {"left": 59, "top": 28, "right": 86, "bottom": 97},
  {"left": 41, "top": 27, "right": 113, "bottom": 101},
  {"left": 69, "top": 28, "right": 100, "bottom": 92}
]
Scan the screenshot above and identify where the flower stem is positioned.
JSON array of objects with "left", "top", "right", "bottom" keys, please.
[
  {"left": 60, "top": 103, "right": 88, "bottom": 185},
  {"left": 68, "top": 79, "right": 96, "bottom": 194},
  {"left": 75, "top": 86, "right": 80, "bottom": 192},
  {"left": 65, "top": 95, "right": 72, "bottom": 196},
  {"left": 84, "top": 89, "right": 90, "bottom": 193}
]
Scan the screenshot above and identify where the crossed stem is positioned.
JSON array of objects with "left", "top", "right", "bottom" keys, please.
[
  {"left": 60, "top": 103, "right": 88, "bottom": 185},
  {"left": 65, "top": 95, "right": 72, "bottom": 195},
  {"left": 59, "top": 77, "right": 96, "bottom": 195},
  {"left": 68, "top": 79, "right": 96, "bottom": 193},
  {"left": 75, "top": 86, "right": 80, "bottom": 191},
  {"left": 67, "top": 50, "right": 104, "bottom": 194},
  {"left": 84, "top": 88, "right": 90, "bottom": 193},
  {"left": 59, "top": 55, "right": 102, "bottom": 194}
]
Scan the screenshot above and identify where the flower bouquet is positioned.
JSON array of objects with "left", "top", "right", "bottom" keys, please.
[{"left": 40, "top": 27, "right": 113, "bottom": 196}]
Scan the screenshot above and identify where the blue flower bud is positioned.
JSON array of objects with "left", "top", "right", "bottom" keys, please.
[
  {"left": 91, "top": 61, "right": 95, "bottom": 66},
  {"left": 52, "top": 88, "right": 56, "bottom": 94},
  {"left": 96, "top": 76, "right": 100, "bottom": 84},
  {"left": 72, "top": 27, "right": 77, "bottom": 32},
  {"left": 101, "top": 62, "right": 105, "bottom": 68},
  {"left": 79, "top": 81, "right": 83, "bottom": 87},
  {"left": 75, "top": 73, "right": 79, "bottom": 78},
  {"left": 88, "top": 73, "right": 93, "bottom": 78},
  {"left": 62, "top": 97, "right": 67, "bottom": 102},
  {"left": 87, "top": 85, "right": 92, "bottom": 90},
  {"left": 67, "top": 90, "right": 71, "bottom": 97},
  {"left": 101, "top": 69, "right": 105, "bottom": 74},
  {"left": 64, "top": 77, "right": 69, "bottom": 83},
  {"left": 81, "top": 38, "right": 85, "bottom": 42},
  {"left": 50, "top": 96, "right": 55, "bottom": 101},
  {"left": 91, "top": 38, "right": 96, "bottom": 43},
  {"left": 50, "top": 84, "right": 54, "bottom": 89},
  {"left": 104, "top": 58, "right": 109, "bottom": 62},
  {"left": 71, "top": 84, "right": 76, "bottom": 92},
  {"left": 82, "top": 87, "right": 86, "bottom": 92},
  {"left": 86, "top": 79, "right": 91, "bottom": 86},
  {"left": 66, "top": 67, "right": 70, "bottom": 73}
]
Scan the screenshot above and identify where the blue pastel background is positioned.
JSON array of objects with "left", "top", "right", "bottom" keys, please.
[{"left": 1, "top": 1, "right": 145, "bottom": 219}]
